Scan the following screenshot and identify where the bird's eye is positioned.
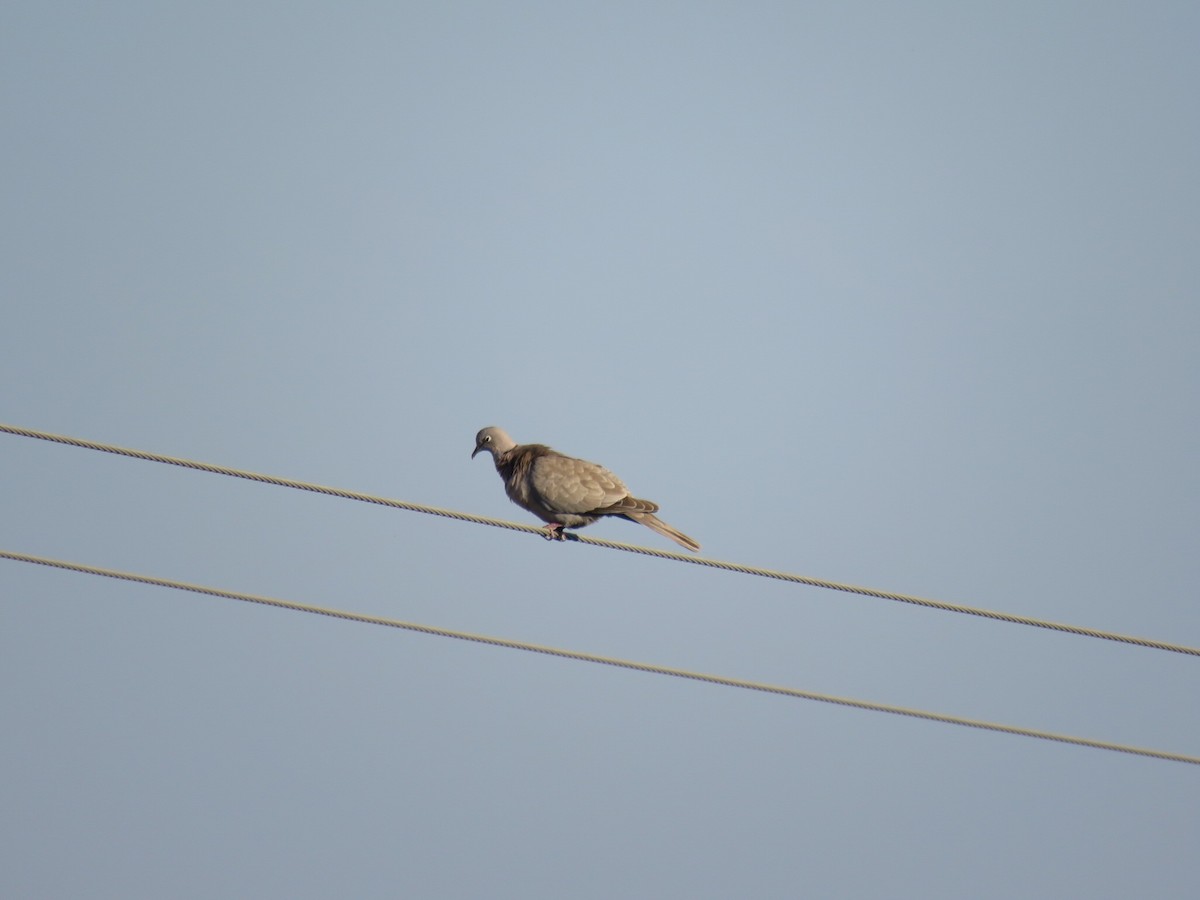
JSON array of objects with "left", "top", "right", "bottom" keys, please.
[{"left": 483, "top": 435, "right": 491, "bottom": 443}]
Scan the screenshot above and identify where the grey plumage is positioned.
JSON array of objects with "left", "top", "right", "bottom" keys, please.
[{"left": 471, "top": 426, "right": 700, "bottom": 552}]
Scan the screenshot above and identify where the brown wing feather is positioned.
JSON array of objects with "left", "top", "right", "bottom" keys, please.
[{"left": 529, "top": 452, "right": 631, "bottom": 515}]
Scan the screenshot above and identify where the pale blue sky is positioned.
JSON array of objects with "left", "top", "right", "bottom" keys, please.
[{"left": 3, "top": 3, "right": 1198, "bottom": 898}]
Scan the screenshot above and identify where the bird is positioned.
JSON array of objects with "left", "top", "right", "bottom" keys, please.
[{"left": 471, "top": 426, "right": 701, "bottom": 552}]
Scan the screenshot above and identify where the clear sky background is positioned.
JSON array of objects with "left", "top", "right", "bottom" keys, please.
[{"left": 3, "top": 3, "right": 1198, "bottom": 898}]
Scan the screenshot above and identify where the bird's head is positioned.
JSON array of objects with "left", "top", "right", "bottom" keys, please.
[{"left": 472, "top": 426, "right": 515, "bottom": 460}]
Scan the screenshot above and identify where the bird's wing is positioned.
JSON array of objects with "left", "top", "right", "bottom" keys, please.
[{"left": 529, "top": 453, "right": 640, "bottom": 515}]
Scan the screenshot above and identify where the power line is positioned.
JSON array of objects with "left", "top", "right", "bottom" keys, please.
[
  {"left": 3, "top": 421, "right": 1197, "bottom": 658},
  {"left": 3, "top": 548, "right": 1197, "bottom": 767}
]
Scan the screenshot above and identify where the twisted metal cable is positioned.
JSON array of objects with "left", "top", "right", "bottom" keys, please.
[
  {"left": 3, "top": 548, "right": 1197, "bottom": 766},
  {"left": 3, "top": 422, "right": 1197, "bottom": 658}
]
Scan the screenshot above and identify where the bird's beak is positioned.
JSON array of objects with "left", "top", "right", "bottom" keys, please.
[{"left": 471, "top": 446, "right": 480, "bottom": 459}]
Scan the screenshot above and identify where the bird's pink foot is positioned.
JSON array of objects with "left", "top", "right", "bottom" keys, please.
[{"left": 542, "top": 523, "right": 566, "bottom": 542}]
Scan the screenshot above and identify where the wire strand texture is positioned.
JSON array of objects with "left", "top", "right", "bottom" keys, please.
[
  {"left": 3, "top": 548, "right": 1197, "bottom": 767},
  {"left": 3, "top": 421, "right": 1196, "bottom": 658}
]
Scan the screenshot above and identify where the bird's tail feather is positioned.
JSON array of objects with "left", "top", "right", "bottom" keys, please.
[{"left": 636, "top": 513, "right": 701, "bottom": 553}]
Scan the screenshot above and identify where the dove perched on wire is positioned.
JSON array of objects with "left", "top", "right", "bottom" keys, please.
[{"left": 471, "top": 426, "right": 701, "bottom": 553}]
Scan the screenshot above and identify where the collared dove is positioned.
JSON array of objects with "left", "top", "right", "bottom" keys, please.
[{"left": 471, "top": 426, "right": 701, "bottom": 552}]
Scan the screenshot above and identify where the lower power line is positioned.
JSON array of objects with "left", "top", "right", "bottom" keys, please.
[{"left": 3, "top": 548, "right": 1196, "bottom": 767}]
